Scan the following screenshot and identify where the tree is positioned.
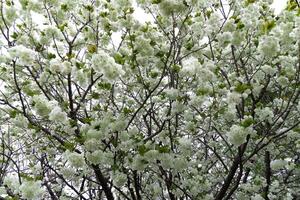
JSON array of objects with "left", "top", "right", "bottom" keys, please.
[{"left": 0, "top": 0, "right": 300, "bottom": 199}]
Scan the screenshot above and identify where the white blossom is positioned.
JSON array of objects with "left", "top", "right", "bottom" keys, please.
[
  {"left": 255, "top": 107, "right": 274, "bottom": 123},
  {"left": 270, "top": 159, "right": 288, "bottom": 170},
  {"left": 251, "top": 194, "right": 264, "bottom": 200},
  {"left": 261, "top": 65, "right": 276, "bottom": 76},
  {"left": 91, "top": 50, "right": 124, "bottom": 80},
  {"left": 64, "top": 151, "right": 85, "bottom": 168},
  {"left": 19, "top": 181, "right": 44, "bottom": 200},
  {"left": 227, "top": 125, "right": 248, "bottom": 146},
  {"left": 258, "top": 36, "right": 280, "bottom": 58},
  {"left": 49, "top": 106, "right": 68, "bottom": 123},
  {"left": 8, "top": 45, "right": 36, "bottom": 65}
]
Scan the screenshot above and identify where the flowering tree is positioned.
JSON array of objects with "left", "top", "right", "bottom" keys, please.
[{"left": 0, "top": 0, "right": 300, "bottom": 199}]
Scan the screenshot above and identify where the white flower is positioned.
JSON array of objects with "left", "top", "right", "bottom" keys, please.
[
  {"left": 240, "top": 4, "right": 260, "bottom": 28},
  {"left": 231, "top": 31, "right": 244, "bottom": 46},
  {"left": 206, "top": 12, "right": 222, "bottom": 34},
  {"left": 135, "top": 36, "right": 154, "bottom": 56},
  {"left": 159, "top": 153, "right": 174, "bottom": 169},
  {"left": 60, "top": 168, "right": 75, "bottom": 179},
  {"left": 49, "top": 59, "right": 61, "bottom": 73},
  {"left": 277, "top": 76, "right": 289, "bottom": 87},
  {"left": 251, "top": 194, "right": 264, "bottom": 200},
  {"left": 65, "top": 151, "right": 85, "bottom": 168},
  {"left": 227, "top": 92, "right": 242, "bottom": 105},
  {"left": 173, "top": 157, "right": 188, "bottom": 171},
  {"left": 113, "top": 173, "right": 127, "bottom": 187},
  {"left": 111, "top": 119, "right": 127, "bottom": 132},
  {"left": 131, "top": 155, "right": 147, "bottom": 171},
  {"left": 74, "top": 68, "right": 88, "bottom": 87},
  {"left": 49, "top": 106, "right": 68, "bottom": 123},
  {"left": 258, "top": 36, "right": 280, "bottom": 58},
  {"left": 5, "top": 7, "right": 18, "bottom": 23},
  {"left": 158, "top": 0, "right": 186, "bottom": 15},
  {"left": 86, "top": 128, "right": 103, "bottom": 140},
  {"left": 8, "top": 45, "right": 36, "bottom": 65},
  {"left": 3, "top": 175, "right": 20, "bottom": 193},
  {"left": 255, "top": 107, "right": 274, "bottom": 123},
  {"left": 12, "top": 114, "right": 28, "bottom": 128},
  {"left": 252, "top": 84, "right": 264, "bottom": 98},
  {"left": 84, "top": 139, "right": 100, "bottom": 152},
  {"left": 165, "top": 88, "right": 179, "bottom": 100},
  {"left": 253, "top": 70, "right": 265, "bottom": 82},
  {"left": 217, "top": 32, "right": 232, "bottom": 47},
  {"left": 33, "top": 95, "right": 51, "bottom": 117},
  {"left": 270, "top": 159, "right": 287, "bottom": 170},
  {"left": 261, "top": 65, "right": 276, "bottom": 76},
  {"left": 224, "top": 106, "right": 237, "bottom": 121},
  {"left": 61, "top": 61, "right": 72, "bottom": 74},
  {"left": 86, "top": 150, "right": 103, "bottom": 165},
  {"left": 0, "top": 186, "right": 6, "bottom": 196},
  {"left": 19, "top": 180, "right": 44, "bottom": 200},
  {"left": 144, "top": 150, "right": 159, "bottom": 162},
  {"left": 91, "top": 50, "right": 124, "bottom": 80},
  {"left": 227, "top": 125, "right": 248, "bottom": 146},
  {"left": 181, "top": 56, "right": 200, "bottom": 75}
]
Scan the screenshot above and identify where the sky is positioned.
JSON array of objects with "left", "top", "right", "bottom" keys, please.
[{"left": 272, "top": 0, "right": 288, "bottom": 14}]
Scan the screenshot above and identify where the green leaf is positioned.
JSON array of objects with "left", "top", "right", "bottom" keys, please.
[
  {"left": 47, "top": 53, "right": 56, "bottom": 59},
  {"left": 20, "top": 0, "right": 29, "bottom": 9},
  {"left": 75, "top": 61, "right": 85, "bottom": 69},
  {"left": 155, "top": 51, "right": 165, "bottom": 58},
  {"left": 61, "top": 4, "right": 69, "bottom": 11},
  {"left": 91, "top": 92, "right": 101, "bottom": 99},
  {"left": 286, "top": 0, "right": 298, "bottom": 11},
  {"left": 66, "top": 52, "right": 75, "bottom": 59},
  {"left": 112, "top": 163, "right": 119, "bottom": 172},
  {"left": 245, "top": 0, "right": 256, "bottom": 6},
  {"left": 98, "top": 82, "right": 112, "bottom": 90},
  {"left": 171, "top": 64, "right": 181, "bottom": 73},
  {"left": 262, "top": 20, "right": 276, "bottom": 33},
  {"left": 20, "top": 173, "right": 34, "bottom": 181},
  {"left": 6, "top": 0, "right": 12, "bottom": 6},
  {"left": 87, "top": 44, "right": 97, "bottom": 53},
  {"left": 11, "top": 32, "right": 18, "bottom": 39},
  {"left": 63, "top": 142, "right": 75, "bottom": 151},
  {"left": 241, "top": 118, "right": 255, "bottom": 128},
  {"left": 293, "top": 128, "right": 300, "bottom": 133},
  {"left": 113, "top": 53, "right": 125, "bottom": 65},
  {"left": 196, "top": 88, "right": 210, "bottom": 96},
  {"left": 152, "top": 0, "right": 162, "bottom": 4},
  {"left": 58, "top": 22, "right": 68, "bottom": 31},
  {"left": 123, "top": 107, "right": 133, "bottom": 115},
  {"left": 237, "top": 21, "right": 245, "bottom": 29},
  {"left": 156, "top": 145, "right": 170, "bottom": 153},
  {"left": 84, "top": 5, "right": 94, "bottom": 12},
  {"left": 185, "top": 42, "right": 194, "bottom": 51},
  {"left": 69, "top": 119, "right": 77, "bottom": 127},
  {"left": 35, "top": 43, "right": 44, "bottom": 52},
  {"left": 100, "top": 12, "right": 108, "bottom": 18},
  {"left": 138, "top": 145, "right": 148, "bottom": 156},
  {"left": 83, "top": 117, "right": 92, "bottom": 124},
  {"left": 206, "top": 10, "right": 212, "bottom": 18},
  {"left": 150, "top": 71, "right": 159, "bottom": 78},
  {"left": 9, "top": 110, "right": 19, "bottom": 118},
  {"left": 75, "top": 134, "right": 86, "bottom": 144},
  {"left": 234, "top": 83, "right": 252, "bottom": 93},
  {"left": 23, "top": 87, "right": 40, "bottom": 97}
]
